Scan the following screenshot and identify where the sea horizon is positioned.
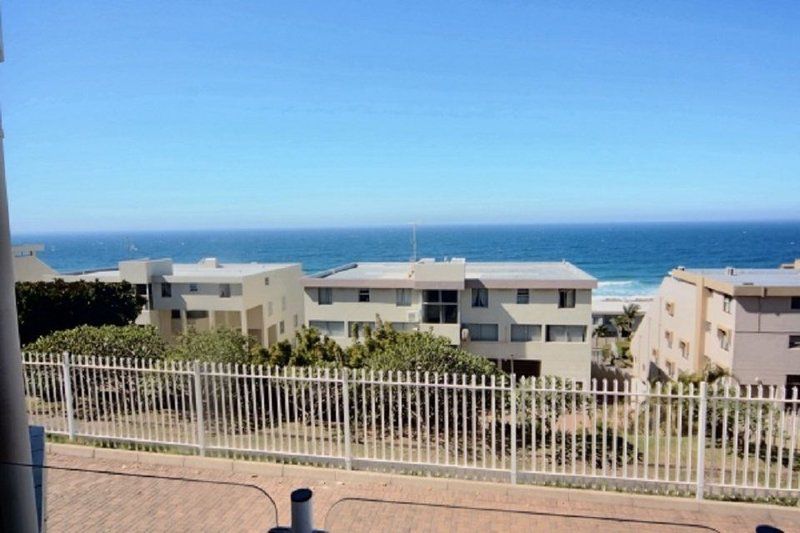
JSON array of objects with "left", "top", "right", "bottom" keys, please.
[{"left": 13, "top": 220, "right": 800, "bottom": 301}]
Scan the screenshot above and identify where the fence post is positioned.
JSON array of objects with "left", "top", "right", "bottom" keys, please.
[
  {"left": 510, "top": 374, "right": 517, "bottom": 484},
  {"left": 695, "top": 381, "right": 708, "bottom": 501},
  {"left": 62, "top": 352, "right": 76, "bottom": 440},
  {"left": 193, "top": 361, "right": 206, "bottom": 456},
  {"left": 342, "top": 367, "right": 352, "bottom": 470}
]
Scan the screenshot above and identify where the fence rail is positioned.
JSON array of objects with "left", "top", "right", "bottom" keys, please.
[{"left": 23, "top": 353, "right": 800, "bottom": 501}]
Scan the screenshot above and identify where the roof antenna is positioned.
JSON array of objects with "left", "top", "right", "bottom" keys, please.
[{"left": 410, "top": 223, "right": 418, "bottom": 262}]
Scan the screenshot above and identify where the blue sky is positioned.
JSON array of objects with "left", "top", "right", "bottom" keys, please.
[{"left": 2, "top": 1, "right": 799, "bottom": 232}]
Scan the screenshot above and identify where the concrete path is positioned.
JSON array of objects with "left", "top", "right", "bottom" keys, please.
[{"left": 43, "top": 444, "right": 798, "bottom": 532}]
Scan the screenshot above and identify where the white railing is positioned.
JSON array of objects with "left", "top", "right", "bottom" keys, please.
[{"left": 22, "top": 353, "right": 800, "bottom": 500}]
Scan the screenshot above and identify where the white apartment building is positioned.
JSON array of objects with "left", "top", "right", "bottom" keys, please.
[
  {"left": 302, "top": 259, "right": 597, "bottom": 383},
  {"left": 631, "top": 260, "right": 800, "bottom": 388},
  {"left": 59, "top": 257, "right": 304, "bottom": 347}
]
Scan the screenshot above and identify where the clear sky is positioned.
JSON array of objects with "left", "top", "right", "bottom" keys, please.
[{"left": 2, "top": 1, "right": 799, "bottom": 232}]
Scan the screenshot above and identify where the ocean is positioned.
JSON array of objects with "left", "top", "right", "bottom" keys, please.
[{"left": 13, "top": 221, "right": 800, "bottom": 299}]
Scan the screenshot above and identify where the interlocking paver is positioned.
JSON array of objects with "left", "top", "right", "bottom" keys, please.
[{"left": 43, "top": 450, "right": 799, "bottom": 532}]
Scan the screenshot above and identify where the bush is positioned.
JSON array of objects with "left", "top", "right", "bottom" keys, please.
[
  {"left": 168, "top": 327, "right": 268, "bottom": 366},
  {"left": 16, "top": 279, "right": 145, "bottom": 344},
  {"left": 24, "top": 324, "right": 167, "bottom": 360}
]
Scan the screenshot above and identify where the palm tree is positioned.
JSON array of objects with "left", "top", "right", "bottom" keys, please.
[{"left": 612, "top": 303, "right": 641, "bottom": 338}]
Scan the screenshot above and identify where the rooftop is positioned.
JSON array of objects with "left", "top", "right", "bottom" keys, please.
[
  {"left": 305, "top": 260, "right": 597, "bottom": 289},
  {"left": 676, "top": 267, "right": 800, "bottom": 288}
]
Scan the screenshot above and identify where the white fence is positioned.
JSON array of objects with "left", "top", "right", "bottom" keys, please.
[{"left": 23, "top": 353, "right": 800, "bottom": 500}]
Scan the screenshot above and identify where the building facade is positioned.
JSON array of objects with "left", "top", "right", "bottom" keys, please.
[
  {"left": 59, "top": 257, "right": 304, "bottom": 347},
  {"left": 631, "top": 260, "right": 800, "bottom": 388},
  {"left": 12, "top": 244, "right": 57, "bottom": 282},
  {"left": 302, "top": 259, "right": 597, "bottom": 383}
]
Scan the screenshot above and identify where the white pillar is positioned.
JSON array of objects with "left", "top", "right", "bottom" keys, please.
[
  {"left": 240, "top": 309, "right": 248, "bottom": 335},
  {"left": 0, "top": 41, "right": 40, "bottom": 529},
  {"left": 180, "top": 309, "right": 188, "bottom": 334}
]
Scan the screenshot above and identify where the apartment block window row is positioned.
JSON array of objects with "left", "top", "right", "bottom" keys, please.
[
  {"left": 422, "top": 290, "right": 458, "bottom": 324},
  {"left": 464, "top": 323, "right": 498, "bottom": 342},
  {"left": 396, "top": 288, "right": 412, "bottom": 306},
  {"left": 510, "top": 324, "right": 541, "bottom": 342},
  {"left": 558, "top": 289, "right": 576, "bottom": 308},
  {"left": 471, "top": 288, "right": 488, "bottom": 308},
  {"left": 546, "top": 325, "right": 586, "bottom": 342},
  {"left": 309, "top": 320, "right": 345, "bottom": 337}
]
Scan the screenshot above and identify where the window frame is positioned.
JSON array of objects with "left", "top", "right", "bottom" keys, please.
[
  {"left": 791, "top": 297, "right": 800, "bottom": 311},
  {"left": 464, "top": 323, "right": 499, "bottom": 342},
  {"left": 395, "top": 288, "right": 412, "bottom": 307},
  {"left": 558, "top": 289, "right": 576, "bottom": 309},
  {"left": 789, "top": 335, "right": 800, "bottom": 350},
  {"left": 471, "top": 288, "right": 489, "bottom": 308},
  {"left": 516, "top": 289, "right": 530, "bottom": 304},
  {"left": 510, "top": 324, "right": 542, "bottom": 342},
  {"left": 422, "top": 290, "right": 458, "bottom": 324},
  {"left": 358, "top": 288, "right": 371, "bottom": 303},
  {"left": 161, "top": 282, "right": 172, "bottom": 298},
  {"left": 318, "top": 287, "right": 333, "bottom": 305}
]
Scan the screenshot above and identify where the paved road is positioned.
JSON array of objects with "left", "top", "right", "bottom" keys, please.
[{"left": 43, "top": 450, "right": 798, "bottom": 532}]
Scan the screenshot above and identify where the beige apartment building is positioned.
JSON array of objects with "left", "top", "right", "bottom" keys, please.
[
  {"left": 302, "top": 259, "right": 597, "bottom": 384},
  {"left": 631, "top": 260, "right": 800, "bottom": 388},
  {"left": 12, "top": 244, "right": 57, "bottom": 282},
  {"left": 58, "top": 257, "right": 304, "bottom": 347}
]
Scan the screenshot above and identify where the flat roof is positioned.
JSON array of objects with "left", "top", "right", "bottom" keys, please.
[
  {"left": 679, "top": 268, "right": 800, "bottom": 288},
  {"left": 61, "top": 262, "right": 297, "bottom": 282},
  {"left": 673, "top": 266, "right": 800, "bottom": 296},
  {"left": 304, "top": 260, "right": 597, "bottom": 289}
]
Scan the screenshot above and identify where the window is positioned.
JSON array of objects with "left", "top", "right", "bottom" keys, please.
[
  {"left": 516, "top": 289, "right": 530, "bottom": 304},
  {"left": 422, "top": 290, "right": 458, "bottom": 324},
  {"left": 665, "top": 301, "right": 675, "bottom": 316},
  {"left": 718, "top": 328, "right": 731, "bottom": 351},
  {"left": 651, "top": 348, "right": 659, "bottom": 361},
  {"left": 723, "top": 295, "right": 733, "bottom": 314},
  {"left": 268, "top": 301, "right": 274, "bottom": 316},
  {"left": 679, "top": 340, "right": 690, "bottom": 359},
  {"left": 349, "top": 321, "right": 376, "bottom": 337},
  {"left": 546, "top": 325, "right": 586, "bottom": 342},
  {"left": 189, "top": 283, "right": 198, "bottom": 293},
  {"left": 789, "top": 335, "right": 800, "bottom": 349},
  {"left": 281, "top": 296, "right": 287, "bottom": 311},
  {"left": 279, "top": 321, "right": 285, "bottom": 334},
  {"left": 791, "top": 297, "right": 800, "bottom": 310},
  {"left": 358, "top": 289, "right": 370, "bottom": 302},
  {"left": 161, "top": 283, "right": 172, "bottom": 298},
  {"left": 510, "top": 324, "right": 541, "bottom": 342},
  {"left": 170, "top": 309, "right": 181, "bottom": 319},
  {"left": 665, "top": 330, "right": 674, "bottom": 348},
  {"left": 186, "top": 310, "right": 208, "bottom": 320},
  {"left": 471, "top": 288, "right": 488, "bottom": 308},
  {"left": 135, "top": 284, "right": 148, "bottom": 296},
  {"left": 219, "top": 284, "right": 231, "bottom": 298},
  {"left": 318, "top": 288, "right": 332, "bottom": 305},
  {"left": 293, "top": 314, "right": 299, "bottom": 328},
  {"left": 558, "top": 289, "right": 576, "bottom": 308},
  {"left": 396, "top": 288, "right": 412, "bottom": 306},
  {"left": 308, "top": 320, "right": 345, "bottom": 337},
  {"left": 389, "top": 322, "right": 415, "bottom": 332},
  {"left": 666, "top": 361, "right": 676, "bottom": 378},
  {"left": 464, "top": 323, "right": 498, "bottom": 341}
]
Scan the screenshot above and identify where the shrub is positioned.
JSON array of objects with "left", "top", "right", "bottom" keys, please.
[
  {"left": 16, "top": 279, "right": 146, "bottom": 344},
  {"left": 168, "top": 327, "right": 268, "bottom": 366},
  {"left": 24, "top": 324, "right": 167, "bottom": 360}
]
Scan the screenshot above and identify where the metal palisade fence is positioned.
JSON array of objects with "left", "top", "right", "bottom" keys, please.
[{"left": 23, "top": 353, "right": 800, "bottom": 501}]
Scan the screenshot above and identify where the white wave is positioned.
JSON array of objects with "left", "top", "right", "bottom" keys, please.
[{"left": 597, "top": 280, "right": 634, "bottom": 287}]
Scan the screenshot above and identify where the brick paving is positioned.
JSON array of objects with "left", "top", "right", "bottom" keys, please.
[{"left": 44, "top": 448, "right": 799, "bottom": 532}]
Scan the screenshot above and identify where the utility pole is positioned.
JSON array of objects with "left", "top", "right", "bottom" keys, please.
[{"left": 0, "top": 10, "right": 40, "bottom": 532}]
